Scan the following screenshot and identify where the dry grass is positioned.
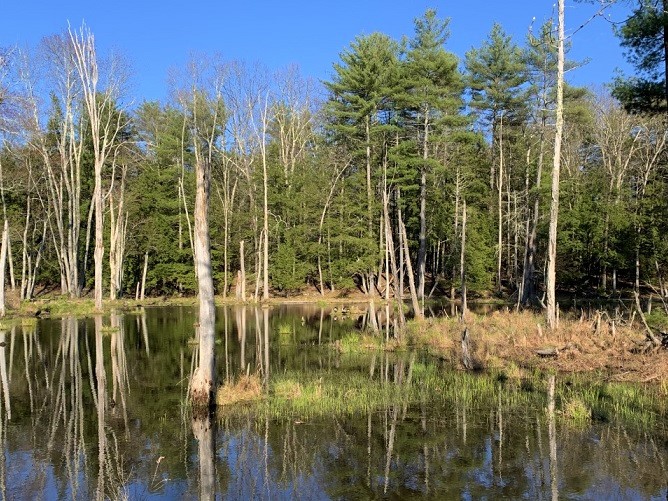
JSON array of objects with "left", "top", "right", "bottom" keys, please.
[
  {"left": 216, "top": 374, "right": 264, "bottom": 406},
  {"left": 407, "top": 310, "right": 668, "bottom": 383}
]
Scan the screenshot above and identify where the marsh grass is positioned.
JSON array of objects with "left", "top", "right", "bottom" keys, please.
[
  {"left": 216, "top": 374, "right": 264, "bottom": 406},
  {"left": 277, "top": 323, "right": 293, "bottom": 345},
  {"left": 215, "top": 353, "right": 666, "bottom": 436},
  {"left": 334, "top": 332, "right": 382, "bottom": 354},
  {"left": 401, "top": 310, "right": 666, "bottom": 382},
  {"left": 20, "top": 317, "right": 37, "bottom": 328},
  {"left": 0, "top": 320, "right": 17, "bottom": 331},
  {"left": 562, "top": 397, "right": 592, "bottom": 426},
  {"left": 265, "top": 372, "right": 409, "bottom": 417}
]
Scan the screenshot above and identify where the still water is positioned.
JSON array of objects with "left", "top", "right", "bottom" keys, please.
[{"left": 2, "top": 304, "right": 667, "bottom": 500}]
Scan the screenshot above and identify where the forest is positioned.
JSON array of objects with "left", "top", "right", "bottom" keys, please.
[{"left": 0, "top": 5, "right": 666, "bottom": 312}]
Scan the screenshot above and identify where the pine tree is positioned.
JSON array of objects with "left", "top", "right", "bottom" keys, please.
[
  {"left": 612, "top": 0, "right": 668, "bottom": 113},
  {"left": 324, "top": 33, "right": 401, "bottom": 294},
  {"left": 465, "top": 23, "right": 528, "bottom": 293},
  {"left": 400, "top": 9, "right": 465, "bottom": 302}
]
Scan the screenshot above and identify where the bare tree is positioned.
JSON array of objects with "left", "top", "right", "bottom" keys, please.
[
  {"left": 21, "top": 37, "right": 85, "bottom": 297},
  {"left": 546, "top": 0, "right": 565, "bottom": 330},
  {"left": 175, "top": 57, "right": 226, "bottom": 407},
  {"left": 68, "top": 24, "right": 128, "bottom": 310},
  {"left": 592, "top": 96, "right": 642, "bottom": 290},
  {"left": 109, "top": 156, "right": 128, "bottom": 300}
]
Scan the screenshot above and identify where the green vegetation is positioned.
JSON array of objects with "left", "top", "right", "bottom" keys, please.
[
  {"left": 611, "top": 0, "right": 667, "bottom": 113},
  {"left": 214, "top": 359, "right": 668, "bottom": 438},
  {"left": 0, "top": 7, "right": 664, "bottom": 314}
]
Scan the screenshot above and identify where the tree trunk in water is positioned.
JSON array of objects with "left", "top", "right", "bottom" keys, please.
[
  {"left": 193, "top": 415, "right": 215, "bottom": 501},
  {"left": 547, "top": 375, "right": 558, "bottom": 501},
  {"left": 94, "top": 316, "right": 107, "bottom": 501},
  {"left": 190, "top": 154, "right": 216, "bottom": 409},
  {"left": 546, "top": 0, "right": 565, "bottom": 330}
]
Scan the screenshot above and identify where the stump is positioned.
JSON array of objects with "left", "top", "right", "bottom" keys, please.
[
  {"left": 461, "top": 328, "right": 473, "bottom": 370},
  {"left": 190, "top": 368, "right": 214, "bottom": 410}
]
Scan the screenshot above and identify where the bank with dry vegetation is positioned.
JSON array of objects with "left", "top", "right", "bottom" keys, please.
[{"left": 403, "top": 309, "right": 668, "bottom": 383}]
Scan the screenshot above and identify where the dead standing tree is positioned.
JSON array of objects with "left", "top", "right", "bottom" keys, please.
[
  {"left": 176, "top": 58, "right": 226, "bottom": 408},
  {"left": 546, "top": 0, "right": 564, "bottom": 331},
  {"left": 68, "top": 24, "right": 128, "bottom": 310}
]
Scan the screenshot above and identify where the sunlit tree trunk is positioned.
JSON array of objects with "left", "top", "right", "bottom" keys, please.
[
  {"left": 109, "top": 163, "right": 128, "bottom": 300},
  {"left": 460, "top": 200, "right": 468, "bottom": 319},
  {"left": 497, "top": 115, "right": 504, "bottom": 293},
  {"left": 22, "top": 41, "right": 84, "bottom": 297},
  {"left": 546, "top": 0, "right": 564, "bottom": 330},
  {"left": 69, "top": 25, "right": 127, "bottom": 310},
  {"left": 140, "top": 251, "right": 148, "bottom": 300},
  {"left": 399, "top": 194, "right": 423, "bottom": 320},
  {"left": 190, "top": 104, "right": 217, "bottom": 408},
  {"left": 0, "top": 221, "right": 7, "bottom": 317}
]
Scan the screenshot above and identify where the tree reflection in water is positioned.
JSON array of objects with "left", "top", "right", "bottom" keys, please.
[{"left": 0, "top": 305, "right": 664, "bottom": 499}]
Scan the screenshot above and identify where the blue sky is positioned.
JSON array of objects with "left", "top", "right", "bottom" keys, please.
[{"left": 1, "top": 1, "right": 632, "bottom": 103}]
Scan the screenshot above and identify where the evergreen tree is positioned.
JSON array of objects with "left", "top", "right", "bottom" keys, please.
[
  {"left": 612, "top": 0, "right": 668, "bottom": 113},
  {"left": 465, "top": 23, "right": 528, "bottom": 292},
  {"left": 399, "top": 9, "right": 465, "bottom": 300},
  {"left": 324, "top": 33, "right": 401, "bottom": 294}
]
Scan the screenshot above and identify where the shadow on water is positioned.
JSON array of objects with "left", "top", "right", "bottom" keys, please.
[{"left": 1, "top": 304, "right": 667, "bottom": 499}]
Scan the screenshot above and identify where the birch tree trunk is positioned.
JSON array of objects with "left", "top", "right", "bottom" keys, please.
[
  {"left": 546, "top": 0, "right": 565, "bottom": 330},
  {"left": 184, "top": 78, "right": 223, "bottom": 408},
  {"left": 109, "top": 163, "right": 128, "bottom": 300},
  {"left": 399, "top": 207, "right": 423, "bottom": 320},
  {"left": 24, "top": 39, "right": 84, "bottom": 298}
]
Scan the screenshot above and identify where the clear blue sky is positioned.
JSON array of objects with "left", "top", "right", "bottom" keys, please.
[{"left": 1, "top": 1, "right": 632, "bottom": 103}]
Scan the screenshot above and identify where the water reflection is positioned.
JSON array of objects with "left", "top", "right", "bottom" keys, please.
[{"left": 0, "top": 304, "right": 665, "bottom": 499}]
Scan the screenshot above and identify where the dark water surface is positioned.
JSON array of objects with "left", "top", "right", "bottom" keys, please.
[{"left": 2, "top": 304, "right": 667, "bottom": 500}]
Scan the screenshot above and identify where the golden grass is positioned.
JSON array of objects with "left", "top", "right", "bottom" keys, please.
[
  {"left": 405, "top": 309, "right": 668, "bottom": 383},
  {"left": 216, "top": 374, "right": 264, "bottom": 406}
]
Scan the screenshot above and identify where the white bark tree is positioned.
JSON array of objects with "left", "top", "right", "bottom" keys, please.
[
  {"left": 22, "top": 37, "right": 84, "bottom": 297},
  {"left": 175, "top": 57, "right": 226, "bottom": 407},
  {"left": 68, "top": 24, "right": 128, "bottom": 310},
  {"left": 546, "top": 0, "right": 565, "bottom": 330}
]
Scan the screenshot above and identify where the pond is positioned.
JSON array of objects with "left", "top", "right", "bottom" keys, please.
[{"left": 2, "top": 304, "right": 667, "bottom": 499}]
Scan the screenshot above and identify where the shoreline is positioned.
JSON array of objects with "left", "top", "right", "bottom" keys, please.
[{"left": 4, "top": 294, "right": 666, "bottom": 384}]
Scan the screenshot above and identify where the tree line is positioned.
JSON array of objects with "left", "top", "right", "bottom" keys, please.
[{"left": 0, "top": 6, "right": 665, "bottom": 312}]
